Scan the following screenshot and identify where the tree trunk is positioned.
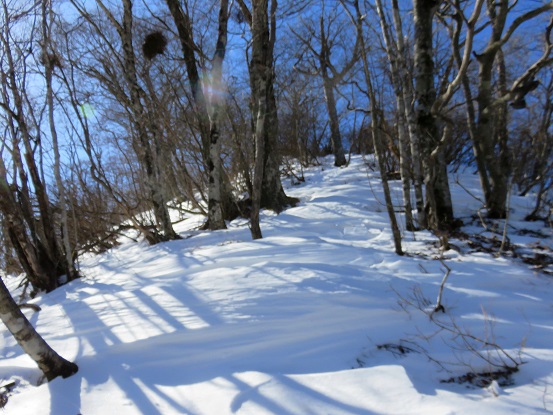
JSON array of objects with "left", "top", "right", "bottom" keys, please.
[
  {"left": 492, "top": 49, "right": 511, "bottom": 217},
  {"left": 86, "top": 0, "right": 179, "bottom": 243},
  {"left": 122, "top": 0, "right": 179, "bottom": 241},
  {"left": 206, "top": 0, "right": 230, "bottom": 230},
  {"left": 249, "top": 0, "right": 272, "bottom": 239},
  {"left": 391, "top": 0, "right": 426, "bottom": 227},
  {"left": 165, "top": 0, "right": 231, "bottom": 229},
  {"left": 0, "top": 3, "right": 68, "bottom": 292},
  {"left": 466, "top": 0, "right": 552, "bottom": 218},
  {"left": 0, "top": 171, "right": 57, "bottom": 293},
  {"left": 41, "top": 1, "right": 79, "bottom": 282},
  {"left": 259, "top": 77, "right": 293, "bottom": 212},
  {"left": 261, "top": 0, "right": 296, "bottom": 213},
  {"left": 472, "top": 16, "right": 512, "bottom": 219},
  {"left": 238, "top": 0, "right": 295, "bottom": 214},
  {"left": 322, "top": 75, "right": 347, "bottom": 167},
  {"left": 318, "top": 13, "right": 347, "bottom": 167},
  {"left": 371, "top": 110, "right": 404, "bottom": 256},
  {"left": 352, "top": 0, "right": 403, "bottom": 255},
  {"left": 413, "top": 0, "right": 454, "bottom": 231},
  {"left": 0, "top": 278, "right": 78, "bottom": 381},
  {"left": 375, "top": 0, "right": 415, "bottom": 230}
]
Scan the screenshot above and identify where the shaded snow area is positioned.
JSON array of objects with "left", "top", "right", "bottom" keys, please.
[{"left": 1, "top": 155, "right": 553, "bottom": 414}]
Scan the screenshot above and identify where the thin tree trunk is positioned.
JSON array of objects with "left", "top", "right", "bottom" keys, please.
[
  {"left": 0, "top": 168, "right": 55, "bottom": 292},
  {"left": 371, "top": 107, "right": 404, "bottom": 255},
  {"left": 0, "top": 2, "right": 65, "bottom": 291},
  {"left": 88, "top": 0, "right": 179, "bottom": 243},
  {"left": 322, "top": 75, "right": 347, "bottom": 167},
  {"left": 391, "top": 0, "right": 426, "bottom": 228},
  {"left": 0, "top": 278, "right": 78, "bottom": 381},
  {"left": 493, "top": 49, "right": 511, "bottom": 217},
  {"left": 375, "top": 0, "right": 415, "bottom": 230},
  {"left": 250, "top": 95, "right": 268, "bottom": 240},
  {"left": 468, "top": 1, "right": 552, "bottom": 218},
  {"left": 41, "top": 1, "right": 79, "bottom": 282},
  {"left": 318, "top": 13, "right": 347, "bottom": 168},
  {"left": 446, "top": 0, "right": 491, "bottom": 210},
  {"left": 121, "top": 0, "right": 178, "bottom": 241},
  {"left": 350, "top": 0, "right": 403, "bottom": 255}
]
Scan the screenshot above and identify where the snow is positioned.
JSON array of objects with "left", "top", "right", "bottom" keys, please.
[{"left": 1, "top": 155, "right": 553, "bottom": 414}]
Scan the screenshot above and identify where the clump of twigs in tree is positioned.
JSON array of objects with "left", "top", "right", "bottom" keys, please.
[
  {"left": 142, "top": 31, "right": 167, "bottom": 60},
  {"left": 39, "top": 51, "right": 63, "bottom": 69}
]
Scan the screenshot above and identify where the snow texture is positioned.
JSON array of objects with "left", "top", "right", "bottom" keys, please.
[{"left": 1, "top": 155, "right": 552, "bottom": 414}]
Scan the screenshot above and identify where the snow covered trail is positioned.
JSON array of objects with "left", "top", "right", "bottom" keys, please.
[{"left": 1, "top": 156, "right": 553, "bottom": 414}]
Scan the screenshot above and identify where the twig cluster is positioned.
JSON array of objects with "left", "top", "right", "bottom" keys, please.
[{"left": 395, "top": 284, "right": 524, "bottom": 384}]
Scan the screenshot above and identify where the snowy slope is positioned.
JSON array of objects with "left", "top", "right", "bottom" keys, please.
[{"left": 1, "top": 155, "right": 552, "bottom": 414}]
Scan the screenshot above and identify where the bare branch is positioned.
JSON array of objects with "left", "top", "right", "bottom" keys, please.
[{"left": 432, "top": 0, "right": 485, "bottom": 114}]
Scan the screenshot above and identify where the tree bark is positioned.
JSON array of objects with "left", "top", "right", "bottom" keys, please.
[
  {"left": 413, "top": 0, "right": 454, "bottom": 231},
  {"left": 0, "top": 278, "right": 78, "bottom": 381},
  {"left": 0, "top": 1, "right": 70, "bottom": 292},
  {"left": 291, "top": 6, "right": 359, "bottom": 168},
  {"left": 319, "top": 15, "right": 347, "bottom": 167},
  {"left": 77, "top": 0, "right": 181, "bottom": 242},
  {"left": 165, "top": 0, "right": 231, "bottom": 229},
  {"left": 249, "top": 0, "right": 272, "bottom": 239},
  {"left": 206, "top": 0, "right": 230, "bottom": 230},
  {"left": 120, "top": 0, "right": 179, "bottom": 242},
  {"left": 460, "top": 1, "right": 553, "bottom": 218},
  {"left": 238, "top": 0, "right": 296, "bottom": 213},
  {"left": 391, "top": 0, "right": 426, "bottom": 228},
  {"left": 0, "top": 165, "right": 56, "bottom": 293},
  {"left": 348, "top": 0, "right": 403, "bottom": 255},
  {"left": 375, "top": 0, "right": 415, "bottom": 230},
  {"left": 322, "top": 75, "right": 347, "bottom": 167},
  {"left": 41, "top": 1, "right": 79, "bottom": 282}
]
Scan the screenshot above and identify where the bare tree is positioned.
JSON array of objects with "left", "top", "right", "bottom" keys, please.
[
  {"left": 0, "top": 0, "right": 78, "bottom": 292},
  {"left": 236, "top": 0, "right": 297, "bottom": 217},
  {"left": 446, "top": 0, "right": 553, "bottom": 218},
  {"left": 410, "top": 0, "right": 485, "bottom": 231},
  {"left": 164, "top": 0, "right": 233, "bottom": 230},
  {"left": 69, "top": 0, "right": 180, "bottom": 243},
  {"left": 343, "top": 0, "right": 403, "bottom": 255},
  {"left": 412, "top": 0, "right": 456, "bottom": 232},
  {"left": 40, "top": 0, "right": 79, "bottom": 281},
  {"left": 277, "top": 69, "right": 326, "bottom": 167},
  {"left": 291, "top": 2, "right": 360, "bottom": 167},
  {"left": 512, "top": 66, "right": 553, "bottom": 220},
  {"left": 374, "top": 0, "right": 415, "bottom": 230},
  {"left": 389, "top": 0, "right": 427, "bottom": 228},
  {"left": 246, "top": 0, "right": 274, "bottom": 239}
]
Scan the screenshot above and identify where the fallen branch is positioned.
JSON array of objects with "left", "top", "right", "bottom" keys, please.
[
  {"left": 18, "top": 303, "right": 41, "bottom": 312},
  {"left": 433, "top": 259, "right": 451, "bottom": 313}
]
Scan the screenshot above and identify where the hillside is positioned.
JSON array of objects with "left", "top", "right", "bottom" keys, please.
[{"left": 1, "top": 155, "right": 552, "bottom": 414}]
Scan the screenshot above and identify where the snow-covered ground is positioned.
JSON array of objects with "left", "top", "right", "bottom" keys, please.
[{"left": 1, "top": 155, "right": 552, "bottom": 414}]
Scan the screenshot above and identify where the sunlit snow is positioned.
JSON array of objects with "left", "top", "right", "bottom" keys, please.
[{"left": 1, "top": 155, "right": 552, "bottom": 414}]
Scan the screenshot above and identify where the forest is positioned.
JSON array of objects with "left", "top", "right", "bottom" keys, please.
[{"left": 0, "top": 0, "right": 552, "bottom": 397}]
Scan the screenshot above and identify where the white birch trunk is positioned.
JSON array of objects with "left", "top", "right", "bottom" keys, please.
[
  {"left": 0, "top": 278, "right": 77, "bottom": 381},
  {"left": 375, "top": 0, "right": 415, "bottom": 230}
]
